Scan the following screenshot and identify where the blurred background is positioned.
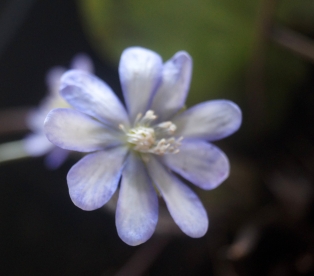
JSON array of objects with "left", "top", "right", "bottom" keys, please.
[{"left": 1, "top": 0, "right": 314, "bottom": 275}]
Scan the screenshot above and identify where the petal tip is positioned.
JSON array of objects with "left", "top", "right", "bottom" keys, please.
[
  {"left": 227, "top": 100, "right": 242, "bottom": 132},
  {"left": 173, "top": 50, "right": 192, "bottom": 62},
  {"left": 187, "top": 220, "right": 209, "bottom": 238},
  {"left": 117, "top": 231, "right": 154, "bottom": 246}
]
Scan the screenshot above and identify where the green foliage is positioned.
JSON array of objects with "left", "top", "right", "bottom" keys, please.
[
  {"left": 277, "top": 0, "right": 314, "bottom": 31},
  {"left": 78, "top": 0, "right": 258, "bottom": 105},
  {"left": 77, "top": 0, "right": 312, "bottom": 134}
]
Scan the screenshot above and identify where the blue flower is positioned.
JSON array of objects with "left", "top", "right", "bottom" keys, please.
[
  {"left": 44, "top": 47, "right": 242, "bottom": 245},
  {"left": 24, "top": 54, "right": 93, "bottom": 169}
]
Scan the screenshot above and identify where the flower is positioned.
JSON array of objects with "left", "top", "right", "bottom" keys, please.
[
  {"left": 44, "top": 47, "right": 242, "bottom": 245},
  {"left": 24, "top": 54, "right": 94, "bottom": 168}
]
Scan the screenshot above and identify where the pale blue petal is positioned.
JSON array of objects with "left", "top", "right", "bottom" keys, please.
[
  {"left": 67, "top": 146, "right": 127, "bottom": 211},
  {"left": 26, "top": 107, "right": 46, "bottom": 133},
  {"left": 119, "top": 47, "right": 163, "bottom": 123},
  {"left": 45, "top": 67, "right": 65, "bottom": 96},
  {"left": 27, "top": 91, "right": 70, "bottom": 133},
  {"left": 161, "top": 140, "right": 229, "bottom": 190},
  {"left": 146, "top": 156, "right": 208, "bottom": 238},
  {"left": 71, "top": 53, "right": 94, "bottom": 73},
  {"left": 151, "top": 51, "right": 192, "bottom": 122},
  {"left": 60, "top": 70, "right": 129, "bottom": 128},
  {"left": 173, "top": 100, "right": 242, "bottom": 141},
  {"left": 116, "top": 153, "right": 158, "bottom": 246},
  {"left": 44, "top": 147, "right": 69, "bottom": 169},
  {"left": 44, "top": 108, "right": 123, "bottom": 152},
  {"left": 24, "top": 133, "right": 54, "bottom": 156}
]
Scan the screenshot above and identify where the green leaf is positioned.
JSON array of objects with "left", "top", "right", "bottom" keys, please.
[
  {"left": 77, "top": 0, "right": 310, "bottom": 134},
  {"left": 78, "top": 0, "right": 257, "bottom": 105}
]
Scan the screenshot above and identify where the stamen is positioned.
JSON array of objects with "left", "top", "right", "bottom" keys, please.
[
  {"left": 138, "top": 110, "right": 157, "bottom": 126},
  {"left": 155, "top": 121, "right": 177, "bottom": 135},
  {"left": 127, "top": 127, "right": 155, "bottom": 151},
  {"left": 125, "top": 110, "right": 182, "bottom": 155},
  {"left": 133, "top": 113, "right": 143, "bottom": 126},
  {"left": 148, "top": 136, "right": 183, "bottom": 155},
  {"left": 119, "top": 124, "right": 127, "bottom": 133}
]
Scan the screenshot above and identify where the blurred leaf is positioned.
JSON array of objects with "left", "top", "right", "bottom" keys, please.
[
  {"left": 277, "top": 0, "right": 314, "bottom": 32},
  {"left": 77, "top": 0, "right": 312, "bottom": 135},
  {"left": 78, "top": 0, "right": 258, "bottom": 105}
]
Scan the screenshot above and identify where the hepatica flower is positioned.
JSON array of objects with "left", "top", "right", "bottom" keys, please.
[
  {"left": 24, "top": 54, "right": 93, "bottom": 168},
  {"left": 44, "top": 47, "right": 242, "bottom": 245}
]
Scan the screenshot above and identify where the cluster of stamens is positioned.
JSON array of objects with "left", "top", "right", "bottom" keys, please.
[{"left": 119, "top": 110, "right": 182, "bottom": 155}]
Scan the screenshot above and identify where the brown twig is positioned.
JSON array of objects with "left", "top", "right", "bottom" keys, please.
[{"left": 272, "top": 25, "right": 314, "bottom": 62}]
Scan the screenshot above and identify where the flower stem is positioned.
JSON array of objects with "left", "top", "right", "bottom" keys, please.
[{"left": 0, "top": 140, "right": 31, "bottom": 164}]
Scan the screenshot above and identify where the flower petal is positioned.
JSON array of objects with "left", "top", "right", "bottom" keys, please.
[
  {"left": 71, "top": 53, "right": 94, "bottom": 73},
  {"left": 44, "top": 108, "right": 122, "bottom": 152},
  {"left": 67, "top": 146, "right": 127, "bottom": 211},
  {"left": 151, "top": 51, "right": 192, "bottom": 122},
  {"left": 44, "top": 147, "right": 69, "bottom": 169},
  {"left": 60, "top": 70, "right": 129, "bottom": 128},
  {"left": 45, "top": 67, "right": 65, "bottom": 96},
  {"left": 161, "top": 140, "right": 229, "bottom": 190},
  {"left": 173, "top": 100, "right": 242, "bottom": 141},
  {"left": 116, "top": 153, "right": 158, "bottom": 246},
  {"left": 146, "top": 156, "right": 208, "bottom": 238},
  {"left": 119, "top": 47, "right": 163, "bottom": 123},
  {"left": 24, "top": 133, "right": 54, "bottom": 156},
  {"left": 26, "top": 108, "right": 46, "bottom": 133}
]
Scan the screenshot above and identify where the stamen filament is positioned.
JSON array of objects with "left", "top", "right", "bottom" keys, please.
[{"left": 123, "top": 110, "right": 182, "bottom": 155}]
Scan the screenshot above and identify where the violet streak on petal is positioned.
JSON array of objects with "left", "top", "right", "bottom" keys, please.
[
  {"left": 173, "top": 100, "right": 242, "bottom": 141},
  {"left": 119, "top": 47, "right": 163, "bottom": 123},
  {"left": 60, "top": 70, "right": 130, "bottom": 129},
  {"left": 161, "top": 140, "right": 230, "bottom": 190},
  {"left": 44, "top": 108, "right": 123, "bottom": 152},
  {"left": 116, "top": 152, "right": 158, "bottom": 246},
  {"left": 147, "top": 156, "right": 208, "bottom": 238},
  {"left": 67, "top": 147, "right": 127, "bottom": 211},
  {"left": 151, "top": 51, "right": 192, "bottom": 122}
]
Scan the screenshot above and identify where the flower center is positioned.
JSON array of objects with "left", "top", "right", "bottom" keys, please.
[{"left": 119, "top": 110, "right": 182, "bottom": 155}]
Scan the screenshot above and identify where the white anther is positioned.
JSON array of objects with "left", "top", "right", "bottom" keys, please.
[
  {"left": 126, "top": 110, "right": 182, "bottom": 155},
  {"left": 138, "top": 110, "right": 157, "bottom": 126},
  {"left": 127, "top": 127, "right": 155, "bottom": 151},
  {"left": 147, "top": 136, "right": 183, "bottom": 155},
  {"left": 155, "top": 121, "right": 177, "bottom": 135},
  {"left": 119, "top": 124, "right": 127, "bottom": 133},
  {"left": 133, "top": 113, "right": 143, "bottom": 126}
]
